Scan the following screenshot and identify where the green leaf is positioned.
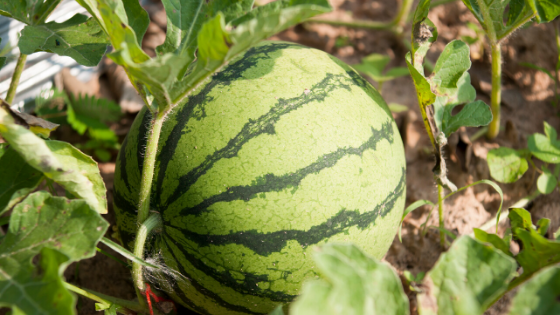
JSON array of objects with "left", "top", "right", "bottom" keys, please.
[
  {"left": 512, "top": 227, "right": 560, "bottom": 286},
  {"left": 527, "top": 0, "right": 560, "bottom": 23},
  {"left": 417, "top": 236, "right": 517, "bottom": 315},
  {"left": 19, "top": 14, "right": 109, "bottom": 66},
  {"left": 506, "top": 0, "right": 527, "bottom": 27},
  {"left": 65, "top": 93, "right": 121, "bottom": 141},
  {"left": 509, "top": 208, "right": 534, "bottom": 230},
  {"left": 77, "top": 0, "right": 150, "bottom": 64},
  {"left": 0, "top": 147, "right": 43, "bottom": 215},
  {"left": 537, "top": 167, "right": 557, "bottom": 194},
  {"left": 291, "top": 243, "right": 409, "bottom": 315},
  {"left": 168, "top": 0, "right": 331, "bottom": 107},
  {"left": 155, "top": 0, "right": 207, "bottom": 77},
  {"left": 442, "top": 100, "right": 492, "bottom": 135},
  {"left": 399, "top": 199, "right": 435, "bottom": 242},
  {"left": 208, "top": 0, "right": 254, "bottom": 23},
  {"left": 487, "top": 147, "right": 529, "bottom": 183},
  {"left": 353, "top": 54, "right": 409, "bottom": 83},
  {"left": 508, "top": 266, "right": 560, "bottom": 315},
  {"left": 432, "top": 40, "right": 471, "bottom": 91},
  {"left": 405, "top": 52, "right": 436, "bottom": 109},
  {"left": 473, "top": 228, "right": 512, "bottom": 257},
  {"left": 0, "top": 192, "right": 108, "bottom": 314},
  {"left": 0, "top": 116, "right": 107, "bottom": 213},
  {"left": 528, "top": 122, "right": 560, "bottom": 163},
  {"left": 0, "top": 0, "right": 62, "bottom": 25},
  {"left": 122, "top": 0, "right": 149, "bottom": 45},
  {"left": 462, "top": 0, "right": 507, "bottom": 35},
  {"left": 536, "top": 218, "right": 551, "bottom": 236},
  {"left": 411, "top": 0, "right": 438, "bottom": 72}
]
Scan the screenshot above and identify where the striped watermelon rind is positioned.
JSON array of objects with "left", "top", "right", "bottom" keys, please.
[{"left": 114, "top": 41, "right": 406, "bottom": 314}]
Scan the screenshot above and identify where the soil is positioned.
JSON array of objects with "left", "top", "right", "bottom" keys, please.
[{"left": 3, "top": 0, "right": 559, "bottom": 314}]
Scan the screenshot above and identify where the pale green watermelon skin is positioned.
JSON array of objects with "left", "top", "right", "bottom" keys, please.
[{"left": 113, "top": 41, "right": 406, "bottom": 314}]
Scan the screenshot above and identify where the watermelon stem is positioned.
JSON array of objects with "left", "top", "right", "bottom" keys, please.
[
  {"left": 133, "top": 210, "right": 162, "bottom": 296},
  {"left": 437, "top": 183, "right": 445, "bottom": 248}
]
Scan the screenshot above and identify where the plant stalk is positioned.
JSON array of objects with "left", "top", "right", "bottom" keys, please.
[
  {"left": 64, "top": 282, "right": 142, "bottom": 314},
  {"left": 132, "top": 213, "right": 162, "bottom": 302},
  {"left": 486, "top": 43, "right": 502, "bottom": 139},
  {"left": 5, "top": 54, "right": 27, "bottom": 104},
  {"left": 437, "top": 183, "right": 445, "bottom": 247}
]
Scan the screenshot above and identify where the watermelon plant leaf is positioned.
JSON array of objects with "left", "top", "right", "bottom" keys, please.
[
  {"left": 121, "top": 0, "right": 150, "bottom": 45},
  {"left": 528, "top": 122, "right": 560, "bottom": 164},
  {"left": 1, "top": 101, "right": 59, "bottom": 138},
  {"left": 473, "top": 228, "right": 512, "bottom": 257},
  {"left": 509, "top": 209, "right": 560, "bottom": 286},
  {"left": 0, "top": 192, "right": 108, "bottom": 314},
  {"left": 411, "top": 0, "right": 437, "bottom": 72},
  {"left": 528, "top": 0, "right": 560, "bottom": 23},
  {"left": 168, "top": 0, "right": 331, "bottom": 106},
  {"left": 487, "top": 147, "right": 529, "bottom": 183},
  {"left": 19, "top": 14, "right": 110, "bottom": 67},
  {"left": 78, "top": 0, "right": 150, "bottom": 64},
  {"left": 0, "top": 114, "right": 107, "bottom": 213},
  {"left": 417, "top": 236, "right": 517, "bottom": 315},
  {"left": 0, "top": 147, "right": 43, "bottom": 215},
  {"left": 0, "top": 0, "right": 62, "bottom": 25},
  {"left": 208, "top": 0, "right": 254, "bottom": 23},
  {"left": 353, "top": 54, "right": 409, "bottom": 83},
  {"left": 405, "top": 52, "right": 436, "bottom": 109},
  {"left": 441, "top": 100, "right": 492, "bottom": 135},
  {"left": 156, "top": 0, "right": 207, "bottom": 61},
  {"left": 507, "top": 0, "right": 528, "bottom": 27},
  {"left": 508, "top": 266, "right": 560, "bottom": 315},
  {"left": 291, "top": 243, "right": 410, "bottom": 315},
  {"left": 431, "top": 40, "right": 471, "bottom": 90},
  {"left": 536, "top": 218, "right": 551, "bottom": 237},
  {"left": 537, "top": 166, "right": 557, "bottom": 194}
]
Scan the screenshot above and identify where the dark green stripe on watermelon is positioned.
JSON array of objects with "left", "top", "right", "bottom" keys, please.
[
  {"left": 174, "top": 120, "right": 393, "bottom": 218},
  {"left": 153, "top": 42, "right": 304, "bottom": 208}
]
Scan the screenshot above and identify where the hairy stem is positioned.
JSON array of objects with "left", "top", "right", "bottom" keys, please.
[
  {"left": 437, "top": 183, "right": 445, "bottom": 247},
  {"left": 132, "top": 214, "right": 162, "bottom": 299},
  {"left": 5, "top": 54, "right": 27, "bottom": 104},
  {"left": 64, "top": 282, "right": 142, "bottom": 314},
  {"left": 487, "top": 43, "right": 502, "bottom": 139}
]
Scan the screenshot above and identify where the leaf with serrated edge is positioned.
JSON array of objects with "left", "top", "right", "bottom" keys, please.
[
  {"left": 19, "top": 14, "right": 109, "bottom": 66},
  {"left": 508, "top": 266, "right": 560, "bottom": 315},
  {"left": 291, "top": 243, "right": 409, "bottom": 315},
  {"left": 0, "top": 192, "right": 108, "bottom": 314},
  {"left": 417, "top": 237, "right": 516, "bottom": 315},
  {"left": 487, "top": 147, "right": 528, "bottom": 183},
  {"left": 0, "top": 147, "right": 43, "bottom": 215},
  {"left": 0, "top": 115, "right": 107, "bottom": 213}
]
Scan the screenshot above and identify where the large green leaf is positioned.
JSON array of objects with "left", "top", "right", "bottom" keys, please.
[
  {"left": 0, "top": 147, "right": 43, "bottom": 215},
  {"left": 417, "top": 236, "right": 517, "bottom": 315},
  {"left": 0, "top": 0, "right": 61, "bottom": 25},
  {"left": 508, "top": 266, "right": 560, "bottom": 315},
  {"left": 0, "top": 115, "right": 107, "bottom": 213},
  {"left": 19, "top": 14, "right": 109, "bottom": 67},
  {"left": 0, "top": 192, "right": 108, "bottom": 314},
  {"left": 487, "top": 147, "right": 529, "bottom": 183},
  {"left": 441, "top": 100, "right": 492, "bottom": 135},
  {"left": 291, "top": 243, "right": 409, "bottom": 315}
]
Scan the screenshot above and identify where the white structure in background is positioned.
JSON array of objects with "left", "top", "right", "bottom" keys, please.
[{"left": 0, "top": 0, "right": 99, "bottom": 110}]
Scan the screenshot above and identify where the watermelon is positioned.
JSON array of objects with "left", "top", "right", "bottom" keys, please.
[{"left": 113, "top": 41, "right": 406, "bottom": 314}]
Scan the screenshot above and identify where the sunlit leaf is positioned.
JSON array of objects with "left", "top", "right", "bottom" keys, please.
[{"left": 487, "top": 147, "right": 529, "bottom": 183}]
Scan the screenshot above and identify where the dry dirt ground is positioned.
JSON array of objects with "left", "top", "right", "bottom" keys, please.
[{"left": 4, "top": 0, "right": 559, "bottom": 314}]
